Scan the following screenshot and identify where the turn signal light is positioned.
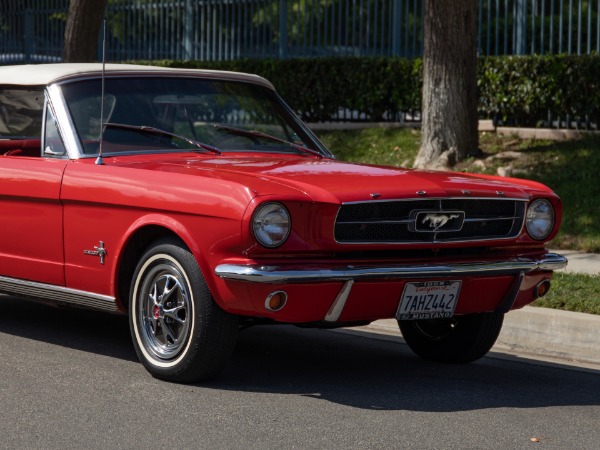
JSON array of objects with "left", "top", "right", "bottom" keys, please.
[{"left": 265, "top": 291, "right": 288, "bottom": 311}]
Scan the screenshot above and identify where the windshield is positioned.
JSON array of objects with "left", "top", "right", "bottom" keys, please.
[{"left": 60, "top": 76, "right": 327, "bottom": 157}]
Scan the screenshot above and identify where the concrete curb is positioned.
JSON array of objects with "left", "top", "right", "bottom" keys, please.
[
  {"left": 497, "top": 126, "right": 600, "bottom": 140},
  {"left": 344, "top": 305, "right": 600, "bottom": 369},
  {"left": 308, "top": 120, "right": 600, "bottom": 141},
  {"left": 493, "top": 306, "right": 600, "bottom": 366}
]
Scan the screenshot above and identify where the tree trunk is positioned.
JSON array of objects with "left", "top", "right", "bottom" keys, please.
[
  {"left": 414, "top": 0, "right": 479, "bottom": 170},
  {"left": 62, "top": 0, "right": 108, "bottom": 63}
]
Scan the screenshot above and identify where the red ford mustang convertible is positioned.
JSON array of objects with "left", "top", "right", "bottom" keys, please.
[{"left": 0, "top": 64, "right": 567, "bottom": 382}]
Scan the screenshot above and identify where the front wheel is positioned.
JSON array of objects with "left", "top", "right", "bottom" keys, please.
[
  {"left": 398, "top": 312, "right": 504, "bottom": 363},
  {"left": 129, "top": 238, "right": 238, "bottom": 383}
]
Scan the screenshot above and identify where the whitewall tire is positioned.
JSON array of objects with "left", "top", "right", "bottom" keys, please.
[{"left": 129, "top": 238, "right": 238, "bottom": 382}]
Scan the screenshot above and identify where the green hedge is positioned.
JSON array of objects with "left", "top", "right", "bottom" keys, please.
[
  {"left": 478, "top": 55, "right": 600, "bottom": 127},
  {"left": 137, "top": 55, "right": 600, "bottom": 126}
]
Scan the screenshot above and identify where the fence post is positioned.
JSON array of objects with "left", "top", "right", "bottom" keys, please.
[
  {"left": 184, "top": 0, "right": 193, "bottom": 60},
  {"left": 279, "top": 0, "right": 288, "bottom": 58},
  {"left": 515, "top": 0, "right": 527, "bottom": 54},
  {"left": 392, "top": 0, "right": 401, "bottom": 56},
  {"left": 24, "top": 9, "right": 33, "bottom": 63}
]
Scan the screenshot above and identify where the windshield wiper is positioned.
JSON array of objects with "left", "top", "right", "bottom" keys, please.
[
  {"left": 104, "top": 122, "right": 221, "bottom": 155},
  {"left": 213, "top": 124, "right": 325, "bottom": 158}
]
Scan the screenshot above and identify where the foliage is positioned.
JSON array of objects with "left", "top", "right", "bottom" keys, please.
[
  {"left": 477, "top": 56, "right": 561, "bottom": 125},
  {"left": 477, "top": 55, "right": 600, "bottom": 126},
  {"left": 140, "top": 54, "right": 600, "bottom": 127},
  {"left": 137, "top": 57, "right": 421, "bottom": 122}
]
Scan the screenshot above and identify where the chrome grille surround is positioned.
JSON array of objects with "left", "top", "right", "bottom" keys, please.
[{"left": 334, "top": 198, "right": 527, "bottom": 244}]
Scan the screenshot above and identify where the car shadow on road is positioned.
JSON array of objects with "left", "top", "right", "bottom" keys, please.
[
  {"left": 216, "top": 324, "right": 600, "bottom": 412},
  {"left": 0, "top": 295, "right": 137, "bottom": 362},
  {"left": 1, "top": 295, "right": 598, "bottom": 412}
]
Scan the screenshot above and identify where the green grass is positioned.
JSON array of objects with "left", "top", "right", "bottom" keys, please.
[
  {"left": 473, "top": 133, "right": 600, "bottom": 252},
  {"left": 533, "top": 272, "right": 600, "bottom": 315},
  {"left": 316, "top": 127, "right": 600, "bottom": 315},
  {"left": 317, "top": 128, "right": 600, "bottom": 253},
  {"left": 518, "top": 139, "right": 600, "bottom": 252},
  {"left": 319, "top": 127, "right": 420, "bottom": 167}
]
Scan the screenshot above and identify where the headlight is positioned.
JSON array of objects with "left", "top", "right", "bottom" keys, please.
[
  {"left": 252, "top": 202, "right": 291, "bottom": 248},
  {"left": 526, "top": 199, "right": 555, "bottom": 240}
]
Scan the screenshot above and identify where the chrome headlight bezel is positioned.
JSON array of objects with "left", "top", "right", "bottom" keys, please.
[
  {"left": 525, "top": 199, "right": 555, "bottom": 240},
  {"left": 251, "top": 202, "right": 291, "bottom": 248}
]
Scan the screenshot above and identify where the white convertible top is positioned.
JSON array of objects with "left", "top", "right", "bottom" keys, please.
[{"left": 0, "top": 63, "right": 275, "bottom": 89}]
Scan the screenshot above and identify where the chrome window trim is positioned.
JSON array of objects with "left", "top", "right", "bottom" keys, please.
[
  {"left": 50, "top": 74, "right": 329, "bottom": 159},
  {"left": 50, "top": 70, "right": 275, "bottom": 91},
  {"left": 42, "top": 92, "right": 69, "bottom": 158},
  {"left": 46, "top": 83, "right": 83, "bottom": 158}
]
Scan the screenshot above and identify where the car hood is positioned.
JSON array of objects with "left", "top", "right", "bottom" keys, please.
[{"left": 112, "top": 154, "right": 552, "bottom": 203}]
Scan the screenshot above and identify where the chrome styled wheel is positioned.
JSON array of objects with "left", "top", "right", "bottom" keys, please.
[
  {"left": 130, "top": 238, "right": 238, "bottom": 382},
  {"left": 137, "top": 258, "right": 193, "bottom": 363}
]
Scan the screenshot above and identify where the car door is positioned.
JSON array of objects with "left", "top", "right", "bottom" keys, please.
[{"left": 0, "top": 89, "right": 67, "bottom": 285}]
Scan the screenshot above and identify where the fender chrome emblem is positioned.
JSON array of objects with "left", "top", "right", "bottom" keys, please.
[
  {"left": 84, "top": 241, "right": 107, "bottom": 265},
  {"left": 414, "top": 211, "right": 465, "bottom": 232}
]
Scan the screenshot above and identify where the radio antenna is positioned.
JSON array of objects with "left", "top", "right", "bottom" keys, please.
[{"left": 96, "top": 18, "right": 107, "bottom": 166}]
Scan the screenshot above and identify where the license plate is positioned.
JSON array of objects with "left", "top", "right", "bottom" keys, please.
[{"left": 396, "top": 280, "right": 461, "bottom": 320}]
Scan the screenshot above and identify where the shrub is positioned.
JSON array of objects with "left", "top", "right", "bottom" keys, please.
[{"left": 136, "top": 55, "right": 600, "bottom": 127}]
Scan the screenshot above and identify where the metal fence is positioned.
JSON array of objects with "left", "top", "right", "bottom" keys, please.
[{"left": 2, "top": 0, "right": 600, "bottom": 64}]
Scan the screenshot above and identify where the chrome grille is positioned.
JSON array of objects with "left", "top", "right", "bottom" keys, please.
[{"left": 335, "top": 198, "right": 526, "bottom": 243}]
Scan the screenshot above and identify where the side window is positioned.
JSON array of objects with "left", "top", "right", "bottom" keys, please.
[
  {"left": 43, "top": 104, "right": 66, "bottom": 157},
  {"left": 0, "top": 87, "right": 44, "bottom": 157},
  {"left": 0, "top": 88, "right": 44, "bottom": 137}
]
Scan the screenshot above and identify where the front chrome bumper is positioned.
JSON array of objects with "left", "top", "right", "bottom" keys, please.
[{"left": 215, "top": 253, "right": 568, "bottom": 284}]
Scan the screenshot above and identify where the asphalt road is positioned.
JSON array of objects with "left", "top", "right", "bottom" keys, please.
[{"left": 1, "top": 295, "right": 598, "bottom": 449}]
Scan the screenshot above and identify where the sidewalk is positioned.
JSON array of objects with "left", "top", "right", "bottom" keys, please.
[
  {"left": 358, "top": 249, "right": 600, "bottom": 369},
  {"left": 551, "top": 249, "right": 600, "bottom": 275}
]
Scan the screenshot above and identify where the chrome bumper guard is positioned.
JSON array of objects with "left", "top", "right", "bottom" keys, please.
[{"left": 215, "top": 253, "right": 568, "bottom": 284}]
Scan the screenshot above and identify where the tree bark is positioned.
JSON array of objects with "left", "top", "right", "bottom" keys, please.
[
  {"left": 62, "top": 0, "right": 108, "bottom": 63},
  {"left": 414, "top": 0, "right": 479, "bottom": 170}
]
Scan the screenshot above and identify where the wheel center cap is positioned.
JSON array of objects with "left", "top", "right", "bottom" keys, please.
[{"left": 153, "top": 305, "right": 161, "bottom": 319}]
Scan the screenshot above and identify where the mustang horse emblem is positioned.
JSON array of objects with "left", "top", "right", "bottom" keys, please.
[{"left": 422, "top": 213, "right": 460, "bottom": 231}]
